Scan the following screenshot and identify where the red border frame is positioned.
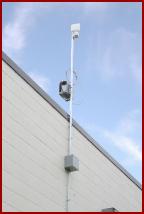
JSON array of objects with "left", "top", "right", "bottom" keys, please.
[{"left": 1, "top": 1, "right": 143, "bottom": 213}]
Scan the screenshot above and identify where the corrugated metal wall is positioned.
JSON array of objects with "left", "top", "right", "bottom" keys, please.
[{"left": 2, "top": 60, "right": 142, "bottom": 212}]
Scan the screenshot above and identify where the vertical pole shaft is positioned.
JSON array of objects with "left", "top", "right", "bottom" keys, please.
[
  {"left": 69, "top": 36, "right": 74, "bottom": 155},
  {"left": 66, "top": 35, "right": 74, "bottom": 213},
  {"left": 66, "top": 172, "right": 69, "bottom": 212}
]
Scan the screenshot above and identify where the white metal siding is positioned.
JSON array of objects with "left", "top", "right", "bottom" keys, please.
[
  {"left": 71, "top": 129, "right": 141, "bottom": 211},
  {"left": 2, "top": 60, "right": 142, "bottom": 212}
]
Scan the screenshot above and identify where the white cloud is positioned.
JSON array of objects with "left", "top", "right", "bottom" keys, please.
[
  {"left": 2, "top": 3, "right": 51, "bottom": 54},
  {"left": 101, "top": 29, "right": 141, "bottom": 79},
  {"left": 28, "top": 71, "right": 50, "bottom": 92},
  {"left": 3, "top": 3, "right": 32, "bottom": 53},
  {"left": 85, "top": 28, "right": 142, "bottom": 86},
  {"left": 3, "top": 3, "right": 52, "bottom": 93},
  {"left": 129, "top": 54, "right": 142, "bottom": 87},
  {"left": 82, "top": 109, "right": 142, "bottom": 164},
  {"left": 104, "top": 130, "right": 142, "bottom": 162},
  {"left": 118, "top": 109, "right": 141, "bottom": 135}
]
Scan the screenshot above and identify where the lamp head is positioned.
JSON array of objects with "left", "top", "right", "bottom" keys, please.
[{"left": 71, "top": 23, "right": 80, "bottom": 39}]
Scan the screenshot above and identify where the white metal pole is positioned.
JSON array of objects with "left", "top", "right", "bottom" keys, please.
[
  {"left": 69, "top": 35, "right": 74, "bottom": 155},
  {"left": 66, "top": 23, "right": 79, "bottom": 212},
  {"left": 66, "top": 33, "right": 74, "bottom": 213}
]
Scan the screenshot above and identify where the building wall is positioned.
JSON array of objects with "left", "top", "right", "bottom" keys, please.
[{"left": 2, "top": 60, "right": 142, "bottom": 212}]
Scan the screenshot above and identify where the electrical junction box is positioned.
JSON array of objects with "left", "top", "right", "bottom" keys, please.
[{"left": 64, "top": 154, "right": 79, "bottom": 172}]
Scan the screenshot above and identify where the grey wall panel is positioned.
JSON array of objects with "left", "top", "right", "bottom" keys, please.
[{"left": 2, "top": 61, "right": 67, "bottom": 211}]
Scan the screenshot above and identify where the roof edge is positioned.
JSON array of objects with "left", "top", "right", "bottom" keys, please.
[{"left": 2, "top": 51, "right": 142, "bottom": 190}]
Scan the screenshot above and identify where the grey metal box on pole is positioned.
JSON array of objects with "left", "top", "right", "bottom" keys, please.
[{"left": 64, "top": 154, "right": 79, "bottom": 172}]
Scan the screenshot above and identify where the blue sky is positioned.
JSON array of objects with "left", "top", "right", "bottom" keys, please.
[{"left": 2, "top": 2, "right": 142, "bottom": 182}]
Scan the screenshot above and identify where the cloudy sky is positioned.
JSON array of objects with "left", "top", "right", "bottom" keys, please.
[{"left": 2, "top": 2, "right": 142, "bottom": 182}]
